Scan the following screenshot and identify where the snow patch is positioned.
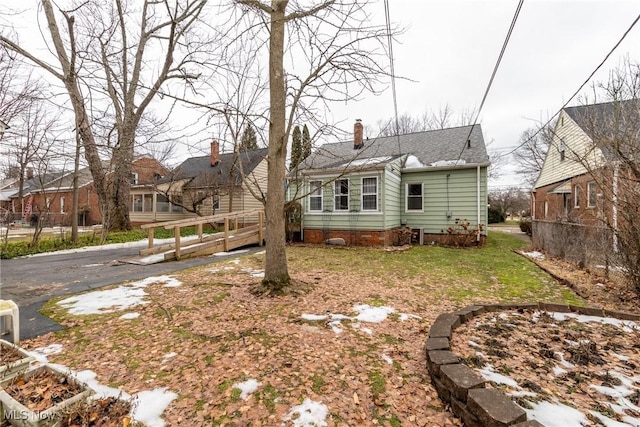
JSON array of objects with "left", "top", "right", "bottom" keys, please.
[
  {"left": 524, "top": 399, "right": 588, "bottom": 427},
  {"left": 132, "top": 388, "right": 178, "bottom": 427},
  {"left": 548, "top": 312, "right": 639, "bottom": 333},
  {"left": 57, "top": 275, "right": 181, "bottom": 315},
  {"left": 283, "top": 398, "right": 328, "bottom": 427},
  {"left": 161, "top": 352, "right": 177, "bottom": 364},
  {"left": 301, "top": 314, "right": 327, "bottom": 321},
  {"left": 381, "top": 354, "right": 393, "bottom": 365},
  {"left": 29, "top": 344, "right": 63, "bottom": 363},
  {"left": 479, "top": 366, "right": 520, "bottom": 388},
  {"left": 119, "top": 312, "right": 140, "bottom": 320},
  {"left": 404, "top": 155, "right": 425, "bottom": 169},
  {"left": 428, "top": 159, "right": 466, "bottom": 167},
  {"left": 214, "top": 249, "right": 250, "bottom": 257},
  {"left": 521, "top": 251, "right": 545, "bottom": 259},
  {"left": 353, "top": 304, "right": 395, "bottom": 323},
  {"left": 233, "top": 379, "right": 261, "bottom": 400}
]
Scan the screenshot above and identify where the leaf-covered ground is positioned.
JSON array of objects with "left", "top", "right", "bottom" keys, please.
[{"left": 21, "top": 235, "right": 630, "bottom": 426}]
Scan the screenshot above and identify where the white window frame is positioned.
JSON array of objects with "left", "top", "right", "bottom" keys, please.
[
  {"left": 587, "top": 181, "right": 597, "bottom": 208},
  {"left": 212, "top": 193, "right": 220, "bottom": 210},
  {"left": 308, "top": 180, "right": 323, "bottom": 212},
  {"left": 130, "top": 172, "right": 139, "bottom": 185},
  {"left": 574, "top": 184, "right": 581, "bottom": 208},
  {"left": 334, "top": 179, "right": 349, "bottom": 211},
  {"left": 361, "top": 177, "right": 378, "bottom": 211},
  {"left": 60, "top": 196, "right": 65, "bottom": 213},
  {"left": 558, "top": 139, "right": 565, "bottom": 162},
  {"left": 405, "top": 183, "right": 424, "bottom": 212}
]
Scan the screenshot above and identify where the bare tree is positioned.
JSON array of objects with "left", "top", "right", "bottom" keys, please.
[
  {"left": 1, "top": 0, "right": 209, "bottom": 233},
  {"left": 0, "top": 99, "right": 64, "bottom": 219},
  {"left": 232, "top": 0, "right": 390, "bottom": 291},
  {"left": 513, "top": 122, "right": 553, "bottom": 186},
  {"left": 488, "top": 187, "right": 530, "bottom": 218},
  {"left": 569, "top": 60, "right": 640, "bottom": 292},
  {"left": 377, "top": 105, "right": 477, "bottom": 137}
]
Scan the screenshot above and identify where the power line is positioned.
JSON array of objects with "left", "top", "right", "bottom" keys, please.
[
  {"left": 383, "top": 0, "right": 401, "bottom": 155},
  {"left": 498, "top": 11, "right": 640, "bottom": 160},
  {"left": 456, "top": 0, "right": 524, "bottom": 163}
]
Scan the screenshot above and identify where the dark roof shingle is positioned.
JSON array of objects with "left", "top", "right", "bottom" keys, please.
[{"left": 301, "top": 125, "right": 489, "bottom": 171}]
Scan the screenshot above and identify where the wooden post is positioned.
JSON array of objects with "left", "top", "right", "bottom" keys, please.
[
  {"left": 198, "top": 223, "right": 203, "bottom": 241},
  {"left": 148, "top": 227, "right": 154, "bottom": 249},
  {"left": 224, "top": 217, "right": 229, "bottom": 252},
  {"left": 175, "top": 226, "right": 181, "bottom": 259},
  {"left": 258, "top": 211, "right": 264, "bottom": 246}
]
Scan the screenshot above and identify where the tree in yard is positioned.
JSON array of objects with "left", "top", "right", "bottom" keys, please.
[
  {"left": 240, "top": 124, "right": 259, "bottom": 151},
  {"left": 232, "top": 0, "right": 390, "bottom": 292},
  {"left": 513, "top": 122, "right": 553, "bottom": 187},
  {"left": 567, "top": 60, "right": 640, "bottom": 293},
  {"left": 1, "top": 0, "right": 209, "bottom": 233},
  {"left": 289, "top": 125, "right": 302, "bottom": 170},
  {"left": 302, "top": 124, "right": 311, "bottom": 162},
  {"left": 376, "top": 105, "right": 477, "bottom": 137},
  {"left": 488, "top": 187, "right": 530, "bottom": 220}
]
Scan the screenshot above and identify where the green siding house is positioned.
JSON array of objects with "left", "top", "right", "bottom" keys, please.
[{"left": 289, "top": 120, "right": 490, "bottom": 246}]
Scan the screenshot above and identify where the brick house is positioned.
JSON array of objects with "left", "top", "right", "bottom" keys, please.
[
  {"left": 532, "top": 100, "right": 640, "bottom": 262},
  {"left": 10, "top": 156, "right": 167, "bottom": 227}
]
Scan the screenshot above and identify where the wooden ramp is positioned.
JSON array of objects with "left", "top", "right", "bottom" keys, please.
[{"left": 124, "top": 209, "right": 264, "bottom": 264}]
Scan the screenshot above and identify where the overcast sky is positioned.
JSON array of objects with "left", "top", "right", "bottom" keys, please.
[
  {"left": 3, "top": 1, "right": 640, "bottom": 189},
  {"left": 329, "top": 0, "right": 640, "bottom": 189}
]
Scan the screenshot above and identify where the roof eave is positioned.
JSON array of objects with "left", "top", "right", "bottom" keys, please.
[{"left": 401, "top": 162, "right": 491, "bottom": 173}]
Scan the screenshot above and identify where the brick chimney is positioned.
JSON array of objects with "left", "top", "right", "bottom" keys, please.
[
  {"left": 354, "top": 119, "right": 363, "bottom": 150},
  {"left": 210, "top": 140, "right": 220, "bottom": 166}
]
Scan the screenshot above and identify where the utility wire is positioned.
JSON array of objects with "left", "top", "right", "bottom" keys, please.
[
  {"left": 498, "top": 11, "right": 640, "bottom": 160},
  {"left": 456, "top": 0, "right": 524, "bottom": 164},
  {"left": 383, "top": 0, "right": 402, "bottom": 156}
]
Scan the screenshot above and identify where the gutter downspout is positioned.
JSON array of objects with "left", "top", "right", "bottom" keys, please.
[
  {"left": 477, "top": 165, "right": 481, "bottom": 244},
  {"left": 613, "top": 163, "right": 619, "bottom": 253}
]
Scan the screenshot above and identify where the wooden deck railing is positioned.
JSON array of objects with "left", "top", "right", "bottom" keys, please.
[{"left": 140, "top": 208, "right": 264, "bottom": 260}]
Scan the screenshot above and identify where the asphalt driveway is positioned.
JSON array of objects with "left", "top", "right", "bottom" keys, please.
[{"left": 0, "top": 244, "right": 263, "bottom": 341}]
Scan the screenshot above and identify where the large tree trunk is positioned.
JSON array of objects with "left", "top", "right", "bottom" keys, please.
[
  {"left": 263, "top": 0, "right": 290, "bottom": 288},
  {"left": 109, "top": 133, "right": 135, "bottom": 231}
]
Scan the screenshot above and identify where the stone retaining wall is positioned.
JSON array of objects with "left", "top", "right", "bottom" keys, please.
[{"left": 425, "top": 302, "right": 640, "bottom": 427}]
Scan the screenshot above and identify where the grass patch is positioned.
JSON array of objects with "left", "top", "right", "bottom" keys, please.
[
  {"left": 368, "top": 369, "right": 386, "bottom": 400},
  {"left": 0, "top": 225, "right": 219, "bottom": 259},
  {"left": 289, "top": 233, "right": 583, "bottom": 305}
]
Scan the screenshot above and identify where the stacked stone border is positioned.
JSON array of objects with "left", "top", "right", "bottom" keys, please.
[{"left": 425, "top": 302, "right": 640, "bottom": 427}]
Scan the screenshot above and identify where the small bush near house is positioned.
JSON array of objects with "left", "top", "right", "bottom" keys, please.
[
  {"left": 441, "top": 219, "right": 484, "bottom": 247},
  {"left": 488, "top": 207, "right": 505, "bottom": 224},
  {"left": 519, "top": 219, "right": 532, "bottom": 236}
]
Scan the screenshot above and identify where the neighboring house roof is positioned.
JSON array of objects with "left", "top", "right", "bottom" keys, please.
[
  {"left": 171, "top": 148, "right": 268, "bottom": 189},
  {"left": 564, "top": 99, "right": 640, "bottom": 161},
  {"left": 535, "top": 100, "right": 640, "bottom": 190},
  {"left": 300, "top": 125, "right": 489, "bottom": 172}
]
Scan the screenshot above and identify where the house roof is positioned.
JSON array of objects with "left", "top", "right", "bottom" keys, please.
[
  {"left": 564, "top": 100, "right": 640, "bottom": 161},
  {"left": 300, "top": 124, "right": 489, "bottom": 171},
  {"left": 171, "top": 148, "right": 268, "bottom": 189}
]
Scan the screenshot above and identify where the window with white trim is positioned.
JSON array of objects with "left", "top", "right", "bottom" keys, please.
[
  {"left": 574, "top": 184, "right": 581, "bottom": 208},
  {"left": 334, "top": 179, "right": 349, "bottom": 211},
  {"left": 309, "top": 180, "right": 323, "bottom": 211},
  {"left": 406, "top": 183, "right": 423, "bottom": 211},
  {"left": 60, "top": 197, "right": 65, "bottom": 213},
  {"left": 130, "top": 172, "right": 139, "bottom": 185},
  {"left": 361, "top": 177, "right": 378, "bottom": 211},
  {"left": 558, "top": 139, "right": 566, "bottom": 162},
  {"left": 587, "top": 181, "right": 597, "bottom": 208}
]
